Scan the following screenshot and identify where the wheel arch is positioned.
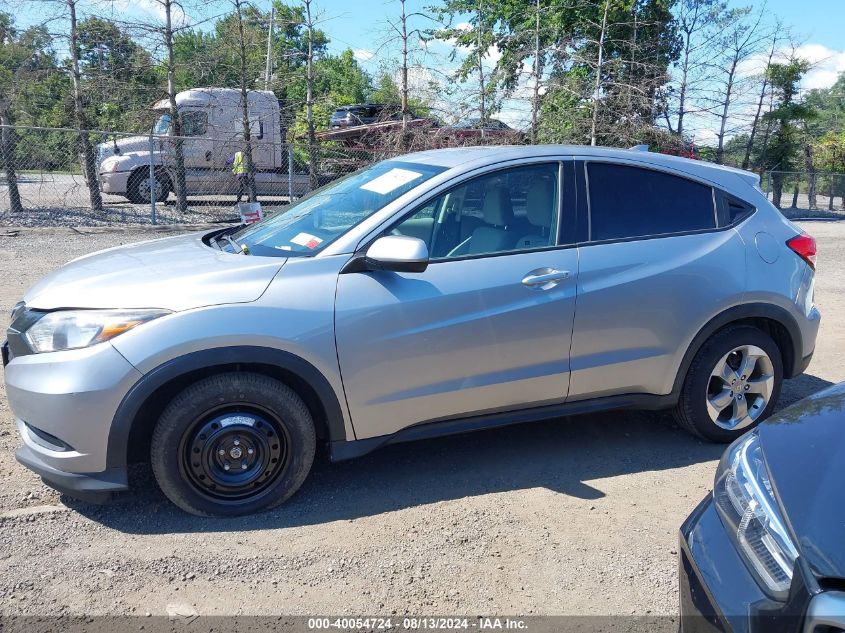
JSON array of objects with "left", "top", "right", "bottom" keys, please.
[
  {"left": 106, "top": 346, "right": 347, "bottom": 471},
  {"left": 672, "top": 303, "right": 803, "bottom": 398}
]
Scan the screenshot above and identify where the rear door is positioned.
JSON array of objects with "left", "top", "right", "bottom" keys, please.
[
  {"left": 567, "top": 159, "right": 746, "bottom": 401},
  {"left": 334, "top": 160, "right": 580, "bottom": 440}
]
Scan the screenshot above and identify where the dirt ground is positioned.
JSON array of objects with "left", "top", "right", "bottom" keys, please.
[{"left": 0, "top": 221, "right": 842, "bottom": 619}]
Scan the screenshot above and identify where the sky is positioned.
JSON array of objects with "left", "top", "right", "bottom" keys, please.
[{"left": 14, "top": 0, "right": 845, "bottom": 138}]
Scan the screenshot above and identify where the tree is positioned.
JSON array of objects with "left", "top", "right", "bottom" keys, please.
[
  {"left": 380, "top": 0, "right": 437, "bottom": 134},
  {"left": 565, "top": 0, "right": 679, "bottom": 147},
  {"left": 303, "top": 0, "right": 318, "bottom": 189},
  {"left": 370, "top": 67, "right": 433, "bottom": 117},
  {"left": 664, "top": 0, "right": 726, "bottom": 138},
  {"left": 67, "top": 0, "right": 103, "bottom": 212},
  {"left": 0, "top": 11, "right": 33, "bottom": 213},
  {"left": 231, "top": 0, "right": 258, "bottom": 203},
  {"left": 153, "top": 0, "right": 190, "bottom": 211},
  {"left": 741, "top": 26, "right": 783, "bottom": 170},
  {"left": 76, "top": 17, "right": 160, "bottom": 130},
  {"left": 762, "top": 58, "right": 813, "bottom": 208},
  {"left": 710, "top": 7, "right": 770, "bottom": 164},
  {"left": 431, "top": 0, "right": 501, "bottom": 124}
]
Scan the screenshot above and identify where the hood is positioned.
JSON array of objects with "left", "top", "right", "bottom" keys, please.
[
  {"left": 98, "top": 136, "right": 149, "bottom": 161},
  {"left": 759, "top": 382, "right": 845, "bottom": 580},
  {"left": 24, "top": 232, "right": 286, "bottom": 312}
]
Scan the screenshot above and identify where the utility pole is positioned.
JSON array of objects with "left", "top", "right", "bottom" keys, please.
[{"left": 265, "top": 6, "right": 274, "bottom": 90}]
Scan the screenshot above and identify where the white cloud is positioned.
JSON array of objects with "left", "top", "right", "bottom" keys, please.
[
  {"left": 738, "top": 43, "right": 845, "bottom": 92},
  {"left": 794, "top": 44, "right": 845, "bottom": 91},
  {"left": 690, "top": 127, "right": 720, "bottom": 146},
  {"left": 97, "top": 0, "right": 190, "bottom": 27},
  {"left": 353, "top": 49, "right": 375, "bottom": 62}
]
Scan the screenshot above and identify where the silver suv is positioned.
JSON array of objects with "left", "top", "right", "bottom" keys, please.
[{"left": 3, "top": 146, "right": 820, "bottom": 516}]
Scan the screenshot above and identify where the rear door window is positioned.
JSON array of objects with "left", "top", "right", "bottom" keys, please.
[{"left": 586, "top": 163, "right": 715, "bottom": 241}]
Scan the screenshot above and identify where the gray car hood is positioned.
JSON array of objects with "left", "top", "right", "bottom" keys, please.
[{"left": 24, "top": 232, "right": 286, "bottom": 311}]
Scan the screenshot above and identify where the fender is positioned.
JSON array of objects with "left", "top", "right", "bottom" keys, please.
[
  {"left": 672, "top": 302, "right": 804, "bottom": 396},
  {"left": 105, "top": 346, "right": 347, "bottom": 470}
]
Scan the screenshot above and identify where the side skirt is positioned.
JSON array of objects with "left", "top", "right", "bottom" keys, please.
[{"left": 329, "top": 392, "right": 677, "bottom": 462}]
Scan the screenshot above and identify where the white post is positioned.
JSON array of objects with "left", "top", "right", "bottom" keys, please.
[{"left": 288, "top": 143, "right": 294, "bottom": 202}]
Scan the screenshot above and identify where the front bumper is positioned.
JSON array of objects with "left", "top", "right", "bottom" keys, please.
[
  {"left": 679, "top": 496, "right": 815, "bottom": 633},
  {"left": 4, "top": 341, "right": 142, "bottom": 498},
  {"left": 15, "top": 443, "right": 127, "bottom": 503},
  {"left": 99, "top": 170, "right": 131, "bottom": 195}
]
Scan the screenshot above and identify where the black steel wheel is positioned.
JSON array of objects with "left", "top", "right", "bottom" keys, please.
[
  {"left": 180, "top": 406, "right": 290, "bottom": 501},
  {"left": 151, "top": 373, "right": 316, "bottom": 516}
]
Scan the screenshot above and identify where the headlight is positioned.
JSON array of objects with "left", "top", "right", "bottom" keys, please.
[
  {"left": 714, "top": 432, "right": 798, "bottom": 599},
  {"left": 100, "top": 157, "right": 121, "bottom": 173},
  {"left": 23, "top": 309, "right": 170, "bottom": 353}
]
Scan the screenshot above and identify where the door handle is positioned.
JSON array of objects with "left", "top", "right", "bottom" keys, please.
[{"left": 521, "top": 269, "right": 571, "bottom": 288}]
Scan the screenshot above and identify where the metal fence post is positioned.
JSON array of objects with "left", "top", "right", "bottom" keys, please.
[
  {"left": 148, "top": 132, "right": 157, "bottom": 225},
  {"left": 288, "top": 143, "right": 294, "bottom": 203}
]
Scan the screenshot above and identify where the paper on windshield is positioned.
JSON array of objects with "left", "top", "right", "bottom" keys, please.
[
  {"left": 360, "top": 168, "right": 422, "bottom": 195},
  {"left": 290, "top": 232, "right": 323, "bottom": 249}
]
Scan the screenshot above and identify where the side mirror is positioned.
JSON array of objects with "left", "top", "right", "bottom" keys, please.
[{"left": 342, "top": 235, "right": 430, "bottom": 274}]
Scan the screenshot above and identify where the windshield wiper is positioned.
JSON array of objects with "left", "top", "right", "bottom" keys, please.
[
  {"left": 221, "top": 234, "right": 249, "bottom": 255},
  {"left": 210, "top": 225, "right": 248, "bottom": 254}
]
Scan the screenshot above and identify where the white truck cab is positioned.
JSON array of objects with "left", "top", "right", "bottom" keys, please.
[{"left": 97, "top": 88, "right": 311, "bottom": 204}]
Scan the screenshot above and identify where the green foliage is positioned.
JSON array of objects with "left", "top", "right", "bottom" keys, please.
[
  {"left": 76, "top": 16, "right": 161, "bottom": 130},
  {"left": 370, "top": 68, "right": 433, "bottom": 118},
  {"left": 760, "top": 58, "right": 813, "bottom": 172}
]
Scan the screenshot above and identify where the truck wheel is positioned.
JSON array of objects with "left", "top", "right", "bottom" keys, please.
[
  {"left": 674, "top": 325, "right": 783, "bottom": 443},
  {"left": 150, "top": 372, "right": 316, "bottom": 517},
  {"left": 127, "top": 169, "right": 170, "bottom": 204}
]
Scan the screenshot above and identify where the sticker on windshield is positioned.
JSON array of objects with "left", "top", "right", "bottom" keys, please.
[
  {"left": 290, "top": 232, "right": 323, "bottom": 249},
  {"left": 360, "top": 168, "right": 422, "bottom": 195}
]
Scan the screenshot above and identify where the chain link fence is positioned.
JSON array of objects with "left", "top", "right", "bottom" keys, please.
[
  {"left": 0, "top": 125, "right": 411, "bottom": 227},
  {"left": 5, "top": 126, "right": 845, "bottom": 227},
  {"left": 762, "top": 171, "right": 845, "bottom": 219}
]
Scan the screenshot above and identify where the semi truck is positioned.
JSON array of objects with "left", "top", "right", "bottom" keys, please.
[{"left": 96, "top": 88, "right": 312, "bottom": 204}]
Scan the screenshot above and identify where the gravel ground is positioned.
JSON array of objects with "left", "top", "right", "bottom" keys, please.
[
  {"left": 0, "top": 174, "right": 292, "bottom": 226},
  {"left": 0, "top": 221, "right": 842, "bottom": 619}
]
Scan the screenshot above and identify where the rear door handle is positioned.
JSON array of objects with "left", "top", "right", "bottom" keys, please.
[{"left": 521, "top": 268, "right": 571, "bottom": 288}]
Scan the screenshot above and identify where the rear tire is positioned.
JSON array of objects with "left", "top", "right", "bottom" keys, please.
[
  {"left": 674, "top": 325, "right": 783, "bottom": 442},
  {"left": 150, "top": 372, "right": 316, "bottom": 517}
]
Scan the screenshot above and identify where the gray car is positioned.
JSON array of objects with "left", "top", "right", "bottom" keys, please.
[{"left": 3, "top": 146, "right": 820, "bottom": 516}]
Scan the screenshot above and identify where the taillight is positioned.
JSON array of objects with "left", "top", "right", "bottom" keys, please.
[{"left": 786, "top": 233, "right": 817, "bottom": 269}]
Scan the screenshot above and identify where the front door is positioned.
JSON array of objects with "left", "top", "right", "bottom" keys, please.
[{"left": 334, "top": 162, "right": 579, "bottom": 439}]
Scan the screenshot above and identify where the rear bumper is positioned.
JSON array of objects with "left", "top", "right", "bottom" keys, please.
[{"left": 15, "top": 444, "right": 127, "bottom": 503}]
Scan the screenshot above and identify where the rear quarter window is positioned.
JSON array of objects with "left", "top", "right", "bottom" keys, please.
[
  {"left": 718, "top": 193, "right": 755, "bottom": 225},
  {"left": 587, "top": 163, "right": 716, "bottom": 241}
]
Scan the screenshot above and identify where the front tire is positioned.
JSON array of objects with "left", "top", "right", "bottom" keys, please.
[
  {"left": 126, "top": 169, "right": 170, "bottom": 204},
  {"left": 150, "top": 372, "right": 316, "bottom": 517},
  {"left": 674, "top": 325, "right": 783, "bottom": 442}
]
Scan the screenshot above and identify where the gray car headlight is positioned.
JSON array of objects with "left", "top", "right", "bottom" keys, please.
[
  {"left": 713, "top": 431, "right": 798, "bottom": 599},
  {"left": 23, "top": 309, "right": 170, "bottom": 353}
]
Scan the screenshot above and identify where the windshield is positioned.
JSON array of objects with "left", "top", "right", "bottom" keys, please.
[
  {"left": 230, "top": 160, "right": 447, "bottom": 257},
  {"left": 153, "top": 113, "right": 171, "bottom": 135}
]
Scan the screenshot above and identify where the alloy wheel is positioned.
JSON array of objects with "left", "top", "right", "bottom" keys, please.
[{"left": 706, "top": 344, "right": 775, "bottom": 431}]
